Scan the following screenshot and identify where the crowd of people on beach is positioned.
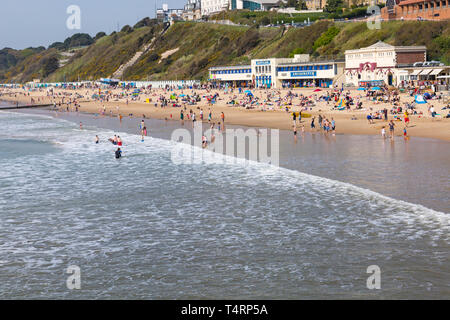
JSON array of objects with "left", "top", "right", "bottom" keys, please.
[{"left": 1, "top": 80, "right": 449, "bottom": 152}]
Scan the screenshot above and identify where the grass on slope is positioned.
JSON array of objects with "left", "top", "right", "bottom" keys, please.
[
  {"left": 124, "top": 22, "right": 281, "bottom": 81},
  {"left": 47, "top": 25, "right": 160, "bottom": 82}
]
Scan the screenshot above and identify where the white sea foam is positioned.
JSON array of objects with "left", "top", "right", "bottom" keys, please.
[{"left": 2, "top": 110, "right": 448, "bottom": 228}]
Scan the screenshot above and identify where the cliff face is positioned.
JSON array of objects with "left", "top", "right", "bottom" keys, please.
[{"left": 1, "top": 19, "right": 449, "bottom": 83}]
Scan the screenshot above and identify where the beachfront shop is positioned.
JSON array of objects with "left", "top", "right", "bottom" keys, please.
[
  {"left": 209, "top": 56, "right": 344, "bottom": 89},
  {"left": 251, "top": 59, "right": 277, "bottom": 89},
  {"left": 399, "top": 66, "right": 450, "bottom": 89},
  {"left": 209, "top": 66, "right": 252, "bottom": 88},
  {"left": 358, "top": 80, "right": 385, "bottom": 88},
  {"left": 276, "top": 64, "right": 341, "bottom": 88}
]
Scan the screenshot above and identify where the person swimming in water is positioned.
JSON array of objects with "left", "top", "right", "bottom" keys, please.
[
  {"left": 109, "top": 135, "right": 118, "bottom": 145},
  {"left": 95, "top": 135, "right": 99, "bottom": 144},
  {"left": 115, "top": 148, "right": 122, "bottom": 159}
]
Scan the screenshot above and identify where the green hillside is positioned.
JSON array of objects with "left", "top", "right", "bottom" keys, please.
[{"left": 0, "top": 18, "right": 449, "bottom": 83}]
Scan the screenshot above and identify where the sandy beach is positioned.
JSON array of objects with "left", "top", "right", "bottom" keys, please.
[{"left": 1, "top": 86, "right": 449, "bottom": 141}]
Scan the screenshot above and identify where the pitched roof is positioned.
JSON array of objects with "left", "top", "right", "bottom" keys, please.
[{"left": 367, "top": 41, "right": 395, "bottom": 49}]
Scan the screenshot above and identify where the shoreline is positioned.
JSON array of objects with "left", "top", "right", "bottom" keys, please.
[
  {"left": 8, "top": 106, "right": 450, "bottom": 213},
  {"left": 1, "top": 86, "right": 449, "bottom": 142}
]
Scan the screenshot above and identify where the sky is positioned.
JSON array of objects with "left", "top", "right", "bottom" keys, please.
[{"left": 0, "top": 0, "right": 186, "bottom": 50}]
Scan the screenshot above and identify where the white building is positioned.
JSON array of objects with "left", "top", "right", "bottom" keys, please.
[
  {"left": 201, "top": 0, "right": 282, "bottom": 16},
  {"left": 157, "top": 4, "right": 184, "bottom": 22},
  {"left": 209, "top": 55, "right": 345, "bottom": 88},
  {"left": 201, "top": 0, "right": 230, "bottom": 16},
  {"left": 183, "top": 0, "right": 202, "bottom": 20},
  {"left": 344, "top": 41, "right": 427, "bottom": 87}
]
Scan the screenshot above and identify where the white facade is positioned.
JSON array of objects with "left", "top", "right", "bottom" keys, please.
[
  {"left": 201, "top": 0, "right": 230, "bottom": 16},
  {"left": 209, "top": 65, "right": 252, "bottom": 83},
  {"left": 209, "top": 55, "right": 344, "bottom": 88},
  {"left": 345, "top": 41, "right": 427, "bottom": 87}
]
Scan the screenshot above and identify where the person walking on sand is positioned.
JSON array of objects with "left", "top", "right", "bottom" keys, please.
[
  {"left": 292, "top": 112, "right": 297, "bottom": 127},
  {"left": 381, "top": 126, "right": 386, "bottom": 139},
  {"left": 311, "top": 116, "right": 316, "bottom": 130},
  {"left": 220, "top": 112, "right": 225, "bottom": 125}
]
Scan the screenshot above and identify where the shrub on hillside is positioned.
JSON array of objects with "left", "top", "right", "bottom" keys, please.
[
  {"left": 94, "top": 32, "right": 106, "bottom": 41},
  {"left": 147, "top": 53, "right": 159, "bottom": 62},
  {"left": 289, "top": 47, "right": 305, "bottom": 58},
  {"left": 42, "top": 56, "right": 59, "bottom": 77},
  {"left": 313, "top": 26, "right": 340, "bottom": 51},
  {"left": 121, "top": 25, "right": 134, "bottom": 34}
]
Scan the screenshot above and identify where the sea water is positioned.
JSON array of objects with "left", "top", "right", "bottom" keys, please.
[{"left": 0, "top": 110, "right": 448, "bottom": 299}]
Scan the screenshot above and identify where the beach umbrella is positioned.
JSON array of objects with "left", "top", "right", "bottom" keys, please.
[
  {"left": 371, "top": 87, "right": 381, "bottom": 90},
  {"left": 357, "top": 87, "right": 366, "bottom": 91},
  {"left": 244, "top": 90, "right": 252, "bottom": 94},
  {"left": 414, "top": 95, "right": 427, "bottom": 104},
  {"left": 179, "top": 94, "right": 186, "bottom": 97}
]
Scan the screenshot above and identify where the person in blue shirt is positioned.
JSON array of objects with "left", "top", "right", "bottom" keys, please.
[{"left": 115, "top": 148, "right": 122, "bottom": 159}]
